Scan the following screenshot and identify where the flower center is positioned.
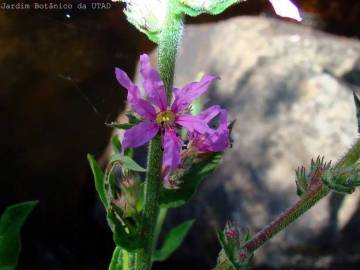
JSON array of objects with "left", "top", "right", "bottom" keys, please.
[{"left": 156, "top": 111, "right": 175, "bottom": 126}]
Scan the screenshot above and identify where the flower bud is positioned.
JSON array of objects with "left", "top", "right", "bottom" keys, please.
[{"left": 114, "top": 0, "right": 167, "bottom": 42}]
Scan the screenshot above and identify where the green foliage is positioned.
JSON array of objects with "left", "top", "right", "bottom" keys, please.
[
  {"left": 153, "top": 219, "right": 194, "bottom": 262},
  {"left": 106, "top": 122, "right": 135, "bottom": 130},
  {"left": 110, "top": 155, "right": 146, "bottom": 172},
  {"left": 176, "top": 0, "right": 242, "bottom": 17},
  {"left": 0, "top": 201, "right": 37, "bottom": 270},
  {"left": 159, "top": 153, "right": 223, "bottom": 208},
  {"left": 109, "top": 246, "right": 123, "bottom": 270},
  {"left": 106, "top": 112, "right": 142, "bottom": 131},
  {"left": 87, "top": 154, "right": 144, "bottom": 251},
  {"left": 112, "top": 136, "right": 122, "bottom": 154},
  {"left": 87, "top": 154, "right": 109, "bottom": 208}
]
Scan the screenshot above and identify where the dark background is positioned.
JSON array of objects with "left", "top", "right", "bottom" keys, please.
[{"left": 1, "top": 0, "right": 360, "bottom": 269}]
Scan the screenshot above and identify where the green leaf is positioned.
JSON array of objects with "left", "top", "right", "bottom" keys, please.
[
  {"left": 176, "top": 0, "right": 241, "bottom": 17},
  {"left": 87, "top": 154, "right": 108, "bottom": 208},
  {"left": 110, "top": 155, "right": 146, "bottom": 172},
  {"left": 159, "top": 153, "right": 223, "bottom": 208},
  {"left": 153, "top": 219, "right": 195, "bottom": 262},
  {"left": 0, "top": 201, "right": 38, "bottom": 270},
  {"left": 108, "top": 246, "right": 123, "bottom": 270},
  {"left": 111, "top": 135, "right": 122, "bottom": 153},
  {"left": 106, "top": 122, "right": 134, "bottom": 130},
  {"left": 353, "top": 91, "right": 360, "bottom": 133},
  {"left": 125, "top": 112, "right": 142, "bottom": 125},
  {"left": 108, "top": 210, "right": 143, "bottom": 251}
]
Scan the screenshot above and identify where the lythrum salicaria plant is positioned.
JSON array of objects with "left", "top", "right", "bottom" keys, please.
[{"left": 88, "top": 1, "right": 360, "bottom": 269}]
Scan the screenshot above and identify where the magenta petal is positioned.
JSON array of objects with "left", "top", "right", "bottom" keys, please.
[
  {"left": 171, "top": 74, "right": 219, "bottom": 113},
  {"left": 196, "top": 108, "right": 230, "bottom": 152},
  {"left": 197, "top": 105, "right": 221, "bottom": 122},
  {"left": 162, "top": 128, "right": 182, "bottom": 180},
  {"left": 176, "top": 114, "right": 212, "bottom": 134},
  {"left": 115, "top": 67, "right": 156, "bottom": 119},
  {"left": 140, "top": 54, "right": 168, "bottom": 110},
  {"left": 122, "top": 122, "right": 159, "bottom": 150},
  {"left": 133, "top": 99, "right": 157, "bottom": 120}
]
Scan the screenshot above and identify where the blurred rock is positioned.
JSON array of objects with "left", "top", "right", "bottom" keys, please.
[{"left": 157, "top": 16, "right": 360, "bottom": 269}]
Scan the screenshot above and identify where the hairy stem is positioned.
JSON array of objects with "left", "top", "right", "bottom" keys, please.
[
  {"left": 136, "top": 2, "right": 184, "bottom": 270},
  {"left": 136, "top": 136, "right": 162, "bottom": 270},
  {"left": 158, "top": 0, "right": 184, "bottom": 99},
  {"left": 243, "top": 139, "right": 360, "bottom": 253},
  {"left": 214, "top": 139, "right": 360, "bottom": 269},
  {"left": 243, "top": 184, "right": 330, "bottom": 252}
]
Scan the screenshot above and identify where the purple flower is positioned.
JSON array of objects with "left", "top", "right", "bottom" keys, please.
[
  {"left": 188, "top": 105, "right": 230, "bottom": 152},
  {"left": 115, "top": 54, "right": 218, "bottom": 180}
]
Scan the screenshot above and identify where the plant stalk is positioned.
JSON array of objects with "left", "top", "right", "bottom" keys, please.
[
  {"left": 243, "top": 184, "right": 330, "bottom": 253},
  {"left": 136, "top": 1, "right": 184, "bottom": 269},
  {"left": 243, "top": 138, "right": 360, "bottom": 253},
  {"left": 243, "top": 139, "right": 360, "bottom": 253}
]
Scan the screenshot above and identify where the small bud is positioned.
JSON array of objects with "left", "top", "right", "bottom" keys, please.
[
  {"left": 224, "top": 222, "right": 240, "bottom": 240},
  {"left": 112, "top": 175, "right": 143, "bottom": 217},
  {"left": 218, "top": 221, "right": 252, "bottom": 268},
  {"left": 238, "top": 249, "right": 250, "bottom": 263},
  {"left": 117, "top": 0, "right": 167, "bottom": 43}
]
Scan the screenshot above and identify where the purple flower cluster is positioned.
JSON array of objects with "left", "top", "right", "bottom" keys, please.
[{"left": 115, "top": 54, "right": 230, "bottom": 182}]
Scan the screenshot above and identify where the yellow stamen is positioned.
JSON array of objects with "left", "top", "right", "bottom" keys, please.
[{"left": 156, "top": 111, "right": 175, "bottom": 126}]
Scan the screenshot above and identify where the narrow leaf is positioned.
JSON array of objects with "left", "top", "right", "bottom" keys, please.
[
  {"left": 153, "top": 219, "right": 195, "bottom": 262},
  {"left": 126, "top": 112, "right": 142, "bottom": 125},
  {"left": 110, "top": 155, "right": 146, "bottom": 172},
  {"left": 0, "top": 201, "right": 38, "bottom": 270},
  {"left": 106, "top": 122, "right": 134, "bottom": 130},
  {"left": 87, "top": 154, "right": 108, "bottom": 208},
  {"left": 108, "top": 246, "right": 123, "bottom": 270}
]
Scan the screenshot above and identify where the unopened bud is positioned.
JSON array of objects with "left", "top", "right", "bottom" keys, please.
[{"left": 117, "top": 0, "right": 167, "bottom": 42}]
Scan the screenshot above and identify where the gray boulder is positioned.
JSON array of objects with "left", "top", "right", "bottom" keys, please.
[{"left": 159, "top": 16, "right": 360, "bottom": 269}]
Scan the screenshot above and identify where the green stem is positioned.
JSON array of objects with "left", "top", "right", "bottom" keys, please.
[
  {"left": 136, "top": 136, "right": 162, "bottom": 270},
  {"left": 158, "top": 0, "right": 184, "bottom": 98},
  {"left": 136, "top": 2, "right": 184, "bottom": 269}
]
